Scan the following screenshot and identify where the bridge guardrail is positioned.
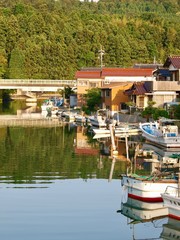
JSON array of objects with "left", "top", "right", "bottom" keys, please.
[{"left": 0, "top": 79, "right": 77, "bottom": 86}]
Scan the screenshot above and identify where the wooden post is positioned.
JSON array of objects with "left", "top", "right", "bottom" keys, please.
[
  {"left": 125, "top": 133, "right": 129, "bottom": 161},
  {"left": 108, "top": 158, "right": 116, "bottom": 182}
]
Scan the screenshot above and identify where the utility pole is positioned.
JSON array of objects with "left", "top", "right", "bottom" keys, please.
[{"left": 98, "top": 47, "right": 105, "bottom": 69}]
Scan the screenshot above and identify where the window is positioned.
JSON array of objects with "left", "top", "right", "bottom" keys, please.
[
  {"left": 121, "top": 103, "right": 128, "bottom": 110},
  {"left": 139, "top": 97, "right": 144, "bottom": 108},
  {"left": 78, "top": 80, "right": 88, "bottom": 86},
  {"left": 90, "top": 82, "right": 97, "bottom": 88},
  {"left": 105, "top": 90, "right": 110, "bottom": 97}
]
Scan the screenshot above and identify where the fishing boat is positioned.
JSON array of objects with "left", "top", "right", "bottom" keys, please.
[
  {"left": 41, "top": 97, "right": 64, "bottom": 117},
  {"left": 161, "top": 185, "right": 180, "bottom": 220},
  {"left": 139, "top": 118, "right": 180, "bottom": 148},
  {"left": 88, "top": 109, "right": 111, "bottom": 128},
  {"left": 121, "top": 172, "right": 178, "bottom": 203}
]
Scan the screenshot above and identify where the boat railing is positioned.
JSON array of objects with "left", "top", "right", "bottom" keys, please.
[{"left": 164, "top": 185, "right": 180, "bottom": 197}]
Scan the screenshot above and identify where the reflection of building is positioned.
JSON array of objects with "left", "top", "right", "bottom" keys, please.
[
  {"left": 74, "top": 126, "right": 99, "bottom": 155},
  {"left": 99, "top": 137, "right": 128, "bottom": 161}
]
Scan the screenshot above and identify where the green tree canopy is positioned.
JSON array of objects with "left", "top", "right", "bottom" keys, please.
[{"left": 84, "top": 88, "right": 101, "bottom": 113}]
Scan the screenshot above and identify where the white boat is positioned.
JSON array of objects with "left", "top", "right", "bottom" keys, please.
[
  {"left": 161, "top": 185, "right": 180, "bottom": 220},
  {"left": 160, "top": 218, "right": 180, "bottom": 240},
  {"left": 121, "top": 173, "right": 178, "bottom": 203},
  {"left": 61, "top": 110, "right": 78, "bottom": 122},
  {"left": 120, "top": 197, "right": 168, "bottom": 222},
  {"left": 74, "top": 114, "right": 87, "bottom": 123},
  {"left": 139, "top": 118, "right": 180, "bottom": 148},
  {"left": 93, "top": 124, "right": 140, "bottom": 135},
  {"left": 88, "top": 109, "right": 111, "bottom": 128}
]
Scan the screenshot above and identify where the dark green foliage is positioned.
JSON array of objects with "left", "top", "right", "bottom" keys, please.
[
  {"left": 84, "top": 88, "right": 101, "bottom": 113},
  {"left": 152, "top": 108, "right": 169, "bottom": 120},
  {"left": 0, "top": 0, "right": 179, "bottom": 79},
  {"left": 171, "top": 105, "right": 180, "bottom": 119},
  {"left": 64, "top": 86, "right": 74, "bottom": 99}
]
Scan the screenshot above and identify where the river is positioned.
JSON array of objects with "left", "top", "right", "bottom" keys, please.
[{"left": 0, "top": 100, "right": 176, "bottom": 240}]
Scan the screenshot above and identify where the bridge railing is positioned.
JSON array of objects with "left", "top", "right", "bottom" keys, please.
[{"left": 0, "top": 79, "right": 77, "bottom": 86}]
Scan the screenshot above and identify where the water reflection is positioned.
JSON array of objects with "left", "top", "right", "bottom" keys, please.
[
  {"left": 118, "top": 193, "right": 169, "bottom": 240},
  {"left": 161, "top": 218, "right": 180, "bottom": 240},
  {"left": 0, "top": 124, "right": 129, "bottom": 187}
]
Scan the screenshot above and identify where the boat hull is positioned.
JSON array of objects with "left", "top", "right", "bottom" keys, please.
[
  {"left": 140, "top": 122, "right": 180, "bottom": 148},
  {"left": 161, "top": 189, "right": 180, "bottom": 220},
  {"left": 122, "top": 175, "right": 178, "bottom": 203}
]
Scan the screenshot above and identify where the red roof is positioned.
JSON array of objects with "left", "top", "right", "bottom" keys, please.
[
  {"left": 163, "top": 56, "right": 180, "bottom": 69},
  {"left": 101, "top": 68, "right": 154, "bottom": 77},
  {"left": 75, "top": 70, "right": 101, "bottom": 79},
  {"left": 75, "top": 67, "right": 154, "bottom": 79}
]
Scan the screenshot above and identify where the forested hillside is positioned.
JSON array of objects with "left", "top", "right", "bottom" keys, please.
[{"left": 0, "top": 0, "right": 180, "bottom": 79}]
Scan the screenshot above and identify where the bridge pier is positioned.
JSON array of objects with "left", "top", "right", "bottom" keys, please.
[{"left": 16, "top": 89, "right": 37, "bottom": 100}]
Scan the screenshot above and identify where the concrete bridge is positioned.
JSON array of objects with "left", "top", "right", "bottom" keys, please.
[{"left": 0, "top": 79, "right": 77, "bottom": 98}]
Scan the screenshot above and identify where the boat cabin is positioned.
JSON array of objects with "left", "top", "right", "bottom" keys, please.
[{"left": 158, "top": 119, "right": 178, "bottom": 137}]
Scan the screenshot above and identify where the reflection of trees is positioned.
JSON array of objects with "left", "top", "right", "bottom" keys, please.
[{"left": 0, "top": 125, "right": 127, "bottom": 182}]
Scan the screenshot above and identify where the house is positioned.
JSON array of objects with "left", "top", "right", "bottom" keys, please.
[
  {"left": 124, "top": 82, "right": 151, "bottom": 110},
  {"left": 101, "top": 82, "right": 133, "bottom": 114},
  {"left": 101, "top": 68, "right": 154, "bottom": 84},
  {"left": 75, "top": 68, "right": 102, "bottom": 107},
  {"left": 148, "top": 56, "right": 180, "bottom": 107},
  {"left": 75, "top": 67, "right": 154, "bottom": 109},
  {"left": 75, "top": 56, "right": 180, "bottom": 111},
  {"left": 124, "top": 56, "right": 180, "bottom": 108}
]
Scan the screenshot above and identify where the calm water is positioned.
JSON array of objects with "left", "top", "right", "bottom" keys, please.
[{"left": 0, "top": 122, "right": 171, "bottom": 240}]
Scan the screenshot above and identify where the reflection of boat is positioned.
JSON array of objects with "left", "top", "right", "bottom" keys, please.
[
  {"left": 120, "top": 197, "right": 168, "bottom": 223},
  {"left": 121, "top": 173, "right": 178, "bottom": 203},
  {"left": 61, "top": 110, "right": 78, "bottom": 122},
  {"left": 93, "top": 124, "right": 140, "bottom": 135},
  {"left": 41, "top": 98, "right": 63, "bottom": 113},
  {"left": 161, "top": 186, "right": 180, "bottom": 220},
  {"left": 139, "top": 118, "right": 180, "bottom": 148},
  {"left": 160, "top": 217, "right": 180, "bottom": 240},
  {"left": 142, "top": 143, "right": 180, "bottom": 159},
  {"left": 74, "top": 114, "right": 87, "bottom": 124}
]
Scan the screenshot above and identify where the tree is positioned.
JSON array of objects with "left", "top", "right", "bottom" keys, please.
[
  {"left": 173, "top": 105, "right": 180, "bottom": 119},
  {"left": 153, "top": 108, "right": 169, "bottom": 120},
  {"left": 84, "top": 88, "right": 101, "bottom": 114},
  {"left": 8, "top": 48, "right": 26, "bottom": 79},
  {"left": 141, "top": 101, "right": 156, "bottom": 121}
]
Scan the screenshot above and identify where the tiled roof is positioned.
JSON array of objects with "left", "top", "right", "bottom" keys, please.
[
  {"left": 163, "top": 56, "right": 180, "bottom": 69},
  {"left": 133, "top": 63, "right": 163, "bottom": 69},
  {"left": 75, "top": 70, "right": 101, "bottom": 79},
  {"left": 75, "top": 67, "right": 154, "bottom": 79},
  {"left": 101, "top": 68, "right": 154, "bottom": 77},
  {"left": 124, "top": 82, "right": 149, "bottom": 95}
]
